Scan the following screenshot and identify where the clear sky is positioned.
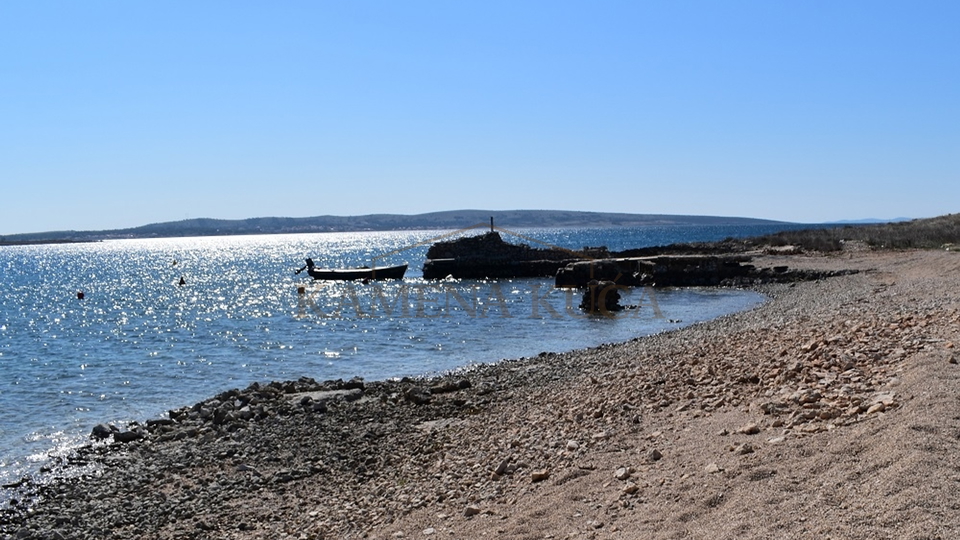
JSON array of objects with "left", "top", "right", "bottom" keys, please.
[{"left": 2, "top": 1, "right": 957, "bottom": 235}]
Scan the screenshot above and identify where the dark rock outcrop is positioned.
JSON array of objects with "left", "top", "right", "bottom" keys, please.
[
  {"left": 423, "top": 232, "right": 586, "bottom": 279},
  {"left": 556, "top": 255, "right": 858, "bottom": 288}
]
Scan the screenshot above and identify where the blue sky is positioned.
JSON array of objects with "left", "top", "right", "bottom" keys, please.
[{"left": 2, "top": 1, "right": 957, "bottom": 235}]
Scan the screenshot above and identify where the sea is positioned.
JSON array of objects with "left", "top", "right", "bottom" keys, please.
[{"left": 0, "top": 223, "right": 818, "bottom": 496}]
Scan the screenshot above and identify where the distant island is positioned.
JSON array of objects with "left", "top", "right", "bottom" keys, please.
[{"left": 0, "top": 209, "right": 788, "bottom": 244}]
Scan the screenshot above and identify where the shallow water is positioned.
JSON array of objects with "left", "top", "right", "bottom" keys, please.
[{"left": 0, "top": 225, "right": 796, "bottom": 490}]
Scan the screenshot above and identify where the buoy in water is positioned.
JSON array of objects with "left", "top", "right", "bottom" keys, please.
[
  {"left": 77, "top": 291, "right": 85, "bottom": 300},
  {"left": 297, "top": 286, "right": 306, "bottom": 295},
  {"left": 178, "top": 277, "right": 186, "bottom": 286}
]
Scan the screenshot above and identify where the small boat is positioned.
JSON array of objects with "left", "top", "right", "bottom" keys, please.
[{"left": 298, "top": 258, "right": 407, "bottom": 281}]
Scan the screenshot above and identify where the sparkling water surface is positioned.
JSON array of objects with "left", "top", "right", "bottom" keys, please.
[{"left": 0, "top": 225, "right": 808, "bottom": 491}]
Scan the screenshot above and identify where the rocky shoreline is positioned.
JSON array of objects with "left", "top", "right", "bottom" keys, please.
[{"left": 3, "top": 249, "right": 960, "bottom": 539}]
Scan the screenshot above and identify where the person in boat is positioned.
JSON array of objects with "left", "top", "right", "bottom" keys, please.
[{"left": 295, "top": 258, "right": 315, "bottom": 275}]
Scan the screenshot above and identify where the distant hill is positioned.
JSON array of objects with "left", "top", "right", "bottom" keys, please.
[
  {"left": 1, "top": 209, "right": 788, "bottom": 244},
  {"left": 830, "top": 217, "right": 913, "bottom": 224}
]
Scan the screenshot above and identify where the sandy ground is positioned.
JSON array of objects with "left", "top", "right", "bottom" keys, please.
[{"left": 3, "top": 249, "right": 959, "bottom": 540}]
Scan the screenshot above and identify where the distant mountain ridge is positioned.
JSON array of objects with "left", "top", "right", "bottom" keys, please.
[
  {"left": 1, "top": 210, "right": 788, "bottom": 243},
  {"left": 831, "top": 217, "right": 913, "bottom": 224}
]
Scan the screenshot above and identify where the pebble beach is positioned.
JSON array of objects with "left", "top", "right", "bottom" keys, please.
[{"left": 3, "top": 248, "right": 959, "bottom": 539}]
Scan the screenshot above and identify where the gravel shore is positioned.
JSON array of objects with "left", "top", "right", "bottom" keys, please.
[{"left": 3, "top": 249, "right": 959, "bottom": 540}]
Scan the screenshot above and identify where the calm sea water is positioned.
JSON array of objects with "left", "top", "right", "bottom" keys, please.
[{"left": 0, "top": 224, "right": 812, "bottom": 493}]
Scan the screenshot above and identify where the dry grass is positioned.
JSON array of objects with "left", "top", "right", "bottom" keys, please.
[
  {"left": 745, "top": 213, "right": 960, "bottom": 252},
  {"left": 615, "top": 213, "right": 960, "bottom": 257}
]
